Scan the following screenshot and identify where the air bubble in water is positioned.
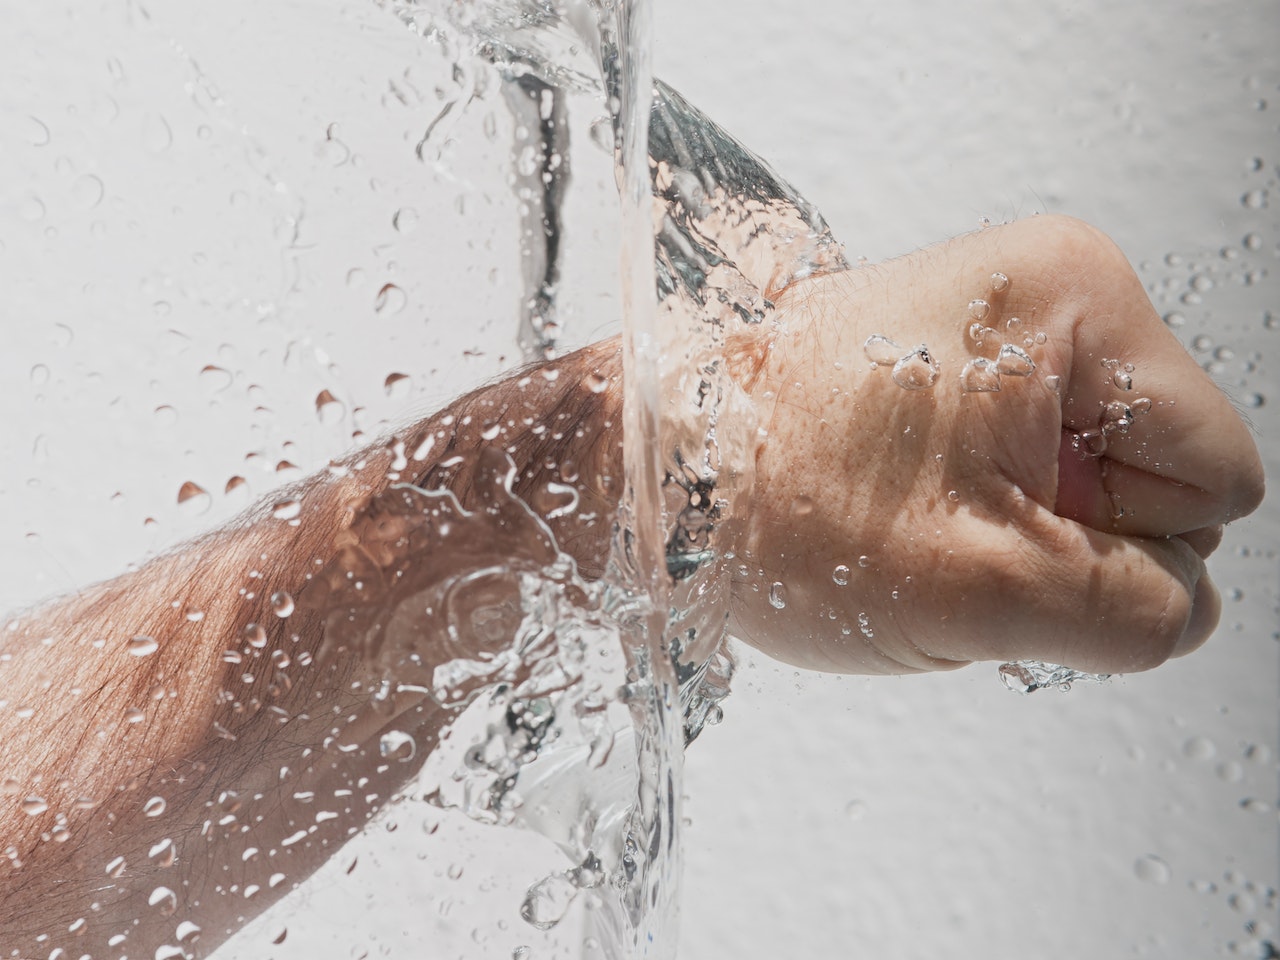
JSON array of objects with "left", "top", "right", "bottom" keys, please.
[
  {"left": 384, "top": 372, "right": 410, "bottom": 396},
  {"left": 1134, "top": 855, "right": 1171, "bottom": 885},
  {"left": 243, "top": 623, "right": 268, "bottom": 649},
  {"left": 768, "top": 582, "right": 787, "bottom": 609},
  {"left": 863, "top": 334, "right": 902, "bottom": 367},
  {"left": 105, "top": 855, "right": 127, "bottom": 878},
  {"left": 1112, "top": 369, "right": 1133, "bottom": 391},
  {"left": 1131, "top": 397, "right": 1152, "bottom": 415},
  {"left": 21, "top": 797, "right": 48, "bottom": 816},
  {"left": 1241, "top": 188, "right": 1268, "bottom": 209},
  {"left": 995, "top": 344, "right": 1035, "bottom": 377},
  {"left": 1043, "top": 375, "right": 1062, "bottom": 394},
  {"left": 1073, "top": 429, "right": 1107, "bottom": 458},
  {"left": 891, "top": 345, "right": 940, "bottom": 390},
  {"left": 127, "top": 635, "right": 159, "bottom": 657},
  {"left": 990, "top": 272, "right": 1009, "bottom": 292},
  {"left": 968, "top": 299, "right": 990, "bottom": 321},
  {"left": 959, "top": 357, "right": 1001, "bottom": 392},
  {"left": 143, "top": 796, "right": 167, "bottom": 818},
  {"left": 832, "top": 565, "right": 850, "bottom": 586},
  {"left": 520, "top": 873, "right": 578, "bottom": 930}
]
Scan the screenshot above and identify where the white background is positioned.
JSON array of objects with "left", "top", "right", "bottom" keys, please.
[{"left": 1, "top": 0, "right": 1276, "bottom": 958}]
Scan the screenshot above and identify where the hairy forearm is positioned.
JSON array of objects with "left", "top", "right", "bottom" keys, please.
[{"left": 0, "top": 339, "right": 623, "bottom": 956}]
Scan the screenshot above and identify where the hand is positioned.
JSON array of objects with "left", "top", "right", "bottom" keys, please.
[{"left": 728, "top": 215, "right": 1264, "bottom": 675}]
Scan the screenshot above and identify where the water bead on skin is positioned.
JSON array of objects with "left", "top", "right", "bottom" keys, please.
[
  {"left": 995, "top": 344, "right": 1035, "bottom": 376},
  {"left": 968, "top": 299, "right": 991, "bottom": 322},
  {"left": 863, "top": 334, "right": 902, "bottom": 366},
  {"left": 959, "top": 357, "right": 1002, "bottom": 392},
  {"left": 891, "top": 345, "right": 941, "bottom": 390},
  {"left": 989, "top": 272, "right": 1009, "bottom": 293}
]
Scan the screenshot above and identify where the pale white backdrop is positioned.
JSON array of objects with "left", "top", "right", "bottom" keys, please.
[{"left": 1, "top": 0, "right": 1275, "bottom": 958}]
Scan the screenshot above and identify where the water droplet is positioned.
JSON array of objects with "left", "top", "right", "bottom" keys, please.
[
  {"left": 1043, "top": 374, "right": 1062, "bottom": 394},
  {"left": 1112, "top": 368, "right": 1133, "bottom": 390},
  {"left": 863, "top": 334, "right": 902, "bottom": 366},
  {"left": 374, "top": 283, "right": 407, "bottom": 315},
  {"left": 105, "top": 855, "right": 127, "bottom": 878},
  {"left": 384, "top": 372, "right": 410, "bottom": 396},
  {"left": 513, "top": 948, "right": 532, "bottom": 960},
  {"left": 768, "top": 582, "right": 787, "bottom": 610},
  {"left": 271, "top": 591, "right": 295, "bottom": 618},
  {"left": 857, "top": 555, "right": 870, "bottom": 568},
  {"left": 832, "top": 564, "right": 850, "bottom": 586},
  {"left": 1182, "top": 736, "right": 1216, "bottom": 761},
  {"left": 959, "top": 357, "right": 1001, "bottom": 392},
  {"left": 71, "top": 173, "right": 105, "bottom": 209},
  {"left": 379, "top": 730, "right": 417, "bottom": 761},
  {"left": 143, "top": 796, "right": 167, "bottom": 818},
  {"left": 844, "top": 799, "right": 867, "bottom": 821},
  {"left": 1134, "top": 854, "right": 1171, "bottom": 884},
  {"left": 1241, "top": 188, "right": 1268, "bottom": 209},
  {"left": 148, "top": 885, "right": 177, "bottom": 915},
  {"left": 175, "top": 920, "right": 201, "bottom": 943},
  {"left": 1162, "top": 311, "right": 1186, "bottom": 328},
  {"left": 392, "top": 207, "right": 419, "bottom": 234},
  {"left": 143, "top": 113, "right": 173, "bottom": 153},
  {"left": 243, "top": 623, "right": 268, "bottom": 649},
  {"left": 1131, "top": 397, "right": 1153, "bottom": 415},
  {"left": 127, "top": 635, "right": 159, "bottom": 658},
  {"left": 21, "top": 797, "right": 48, "bottom": 816},
  {"left": 968, "top": 299, "right": 990, "bottom": 321},
  {"left": 272, "top": 498, "right": 301, "bottom": 521},
  {"left": 995, "top": 344, "right": 1035, "bottom": 377},
  {"left": 315, "top": 389, "right": 344, "bottom": 425},
  {"left": 1243, "top": 232, "right": 1262, "bottom": 251},
  {"left": 176, "top": 481, "right": 210, "bottom": 513},
  {"left": 22, "top": 115, "right": 51, "bottom": 146},
  {"left": 1239, "top": 797, "right": 1273, "bottom": 815},
  {"left": 989, "top": 272, "right": 1009, "bottom": 293},
  {"left": 891, "top": 345, "right": 940, "bottom": 390},
  {"left": 520, "top": 873, "right": 578, "bottom": 930},
  {"left": 947, "top": 490, "right": 960, "bottom": 502},
  {"left": 857, "top": 612, "right": 874, "bottom": 639},
  {"left": 584, "top": 372, "right": 609, "bottom": 393},
  {"left": 1217, "top": 760, "right": 1244, "bottom": 783}
]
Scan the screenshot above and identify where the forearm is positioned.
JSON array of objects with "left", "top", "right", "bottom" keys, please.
[{"left": 0, "top": 339, "right": 623, "bottom": 956}]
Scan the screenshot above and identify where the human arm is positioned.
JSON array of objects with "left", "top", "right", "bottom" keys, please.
[{"left": 0, "top": 216, "right": 1264, "bottom": 957}]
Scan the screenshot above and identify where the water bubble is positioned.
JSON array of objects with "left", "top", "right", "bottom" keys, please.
[
  {"left": 844, "top": 799, "right": 867, "bottom": 821},
  {"left": 1163, "top": 311, "right": 1186, "bottom": 328},
  {"left": 1005, "top": 316, "right": 1023, "bottom": 335},
  {"left": 175, "top": 920, "right": 201, "bottom": 943},
  {"left": 513, "top": 948, "right": 532, "bottom": 960},
  {"left": 1043, "top": 374, "right": 1062, "bottom": 394},
  {"left": 768, "top": 582, "right": 787, "bottom": 610},
  {"left": 863, "top": 334, "right": 902, "bottom": 367},
  {"left": 271, "top": 591, "right": 295, "bottom": 618},
  {"left": 243, "top": 623, "right": 268, "bottom": 649},
  {"left": 143, "top": 796, "right": 167, "bottom": 818},
  {"left": 127, "top": 635, "right": 159, "bottom": 658},
  {"left": 1134, "top": 855, "right": 1171, "bottom": 884},
  {"left": 891, "top": 345, "right": 940, "bottom": 390},
  {"left": 1243, "top": 232, "right": 1262, "bottom": 251},
  {"left": 21, "top": 797, "right": 48, "bottom": 816},
  {"left": 989, "top": 272, "right": 1009, "bottom": 293},
  {"left": 959, "top": 357, "right": 1001, "bottom": 392},
  {"left": 374, "top": 283, "right": 407, "bottom": 315},
  {"left": 832, "top": 565, "right": 851, "bottom": 586},
  {"left": 857, "top": 612, "right": 874, "bottom": 639},
  {"left": 1239, "top": 797, "right": 1273, "bottom": 815},
  {"left": 1112, "top": 369, "right": 1133, "bottom": 391},
  {"left": 105, "top": 855, "right": 127, "bottom": 878},
  {"left": 521, "top": 873, "right": 578, "bottom": 930},
  {"left": 968, "top": 299, "right": 991, "bottom": 321},
  {"left": 384, "top": 372, "right": 410, "bottom": 396},
  {"left": 857, "top": 555, "right": 870, "bottom": 568},
  {"left": 1217, "top": 760, "right": 1244, "bottom": 783}
]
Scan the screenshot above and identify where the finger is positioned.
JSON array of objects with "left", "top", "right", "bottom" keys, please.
[
  {"left": 1060, "top": 230, "right": 1263, "bottom": 535},
  {"left": 944, "top": 513, "right": 1216, "bottom": 674}
]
